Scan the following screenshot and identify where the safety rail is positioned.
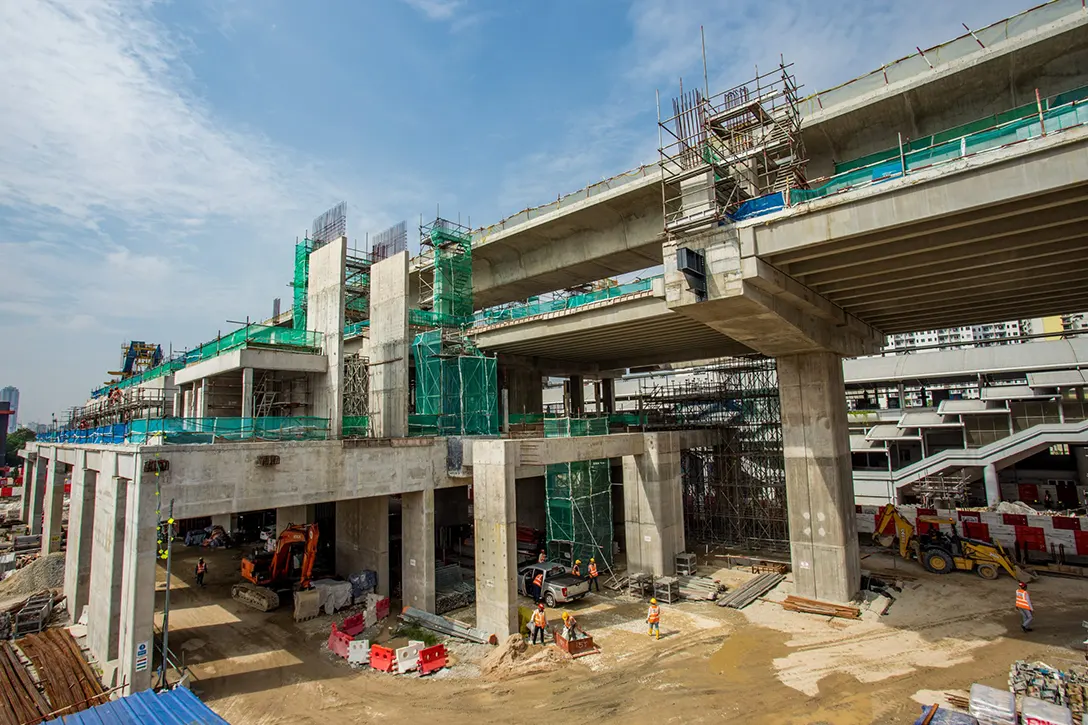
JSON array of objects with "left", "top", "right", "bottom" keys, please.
[
  {"left": 473, "top": 276, "right": 660, "bottom": 328},
  {"left": 37, "top": 424, "right": 129, "bottom": 444},
  {"left": 128, "top": 417, "right": 329, "bottom": 443}
]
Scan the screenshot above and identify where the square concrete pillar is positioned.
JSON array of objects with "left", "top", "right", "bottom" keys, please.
[
  {"left": 20, "top": 456, "right": 37, "bottom": 523},
  {"left": 117, "top": 468, "right": 162, "bottom": 694},
  {"left": 369, "top": 251, "right": 409, "bottom": 438},
  {"left": 41, "top": 456, "right": 67, "bottom": 554},
  {"left": 623, "top": 432, "right": 684, "bottom": 576},
  {"left": 472, "top": 439, "right": 519, "bottom": 638},
  {"left": 983, "top": 464, "right": 1001, "bottom": 506},
  {"left": 601, "top": 378, "right": 616, "bottom": 414},
  {"left": 402, "top": 489, "right": 436, "bottom": 613},
  {"left": 25, "top": 455, "right": 47, "bottom": 534},
  {"left": 241, "top": 367, "right": 254, "bottom": 419},
  {"left": 334, "top": 496, "right": 390, "bottom": 595},
  {"left": 778, "top": 352, "right": 860, "bottom": 604},
  {"left": 88, "top": 471, "right": 127, "bottom": 667},
  {"left": 307, "top": 237, "right": 347, "bottom": 438},
  {"left": 567, "top": 375, "right": 585, "bottom": 416},
  {"left": 64, "top": 451, "right": 97, "bottom": 621},
  {"left": 172, "top": 391, "right": 181, "bottom": 418},
  {"left": 196, "top": 379, "right": 208, "bottom": 417},
  {"left": 182, "top": 388, "right": 192, "bottom": 418}
]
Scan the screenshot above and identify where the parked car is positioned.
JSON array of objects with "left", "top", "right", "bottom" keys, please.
[{"left": 517, "top": 561, "right": 590, "bottom": 607}]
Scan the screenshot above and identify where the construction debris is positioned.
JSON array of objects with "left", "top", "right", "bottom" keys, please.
[
  {"left": 400, "top": 606, "right": 498, "bottom": 645},
  {"left": 676, "top": 575, "right": 723, "bottom": 601},
  {"left": 970, "top": 682, "right": 1016, "bottom": 725},
  {"left": 1009, "top": 660, "right": 1088, "bottom": 718},
  {"left": 434, "top": 567, "right": 475, "bottom": 615},
  {"left": 0, "top": 639, "right": 50, "bottom": 725},
  {"left": 0, "top": 552, "right": 64, "bottom": 598},
  {"left": 781, "top": 595, "right": 861, "bottom": 619},
  {"left": 716, "top": 573, "right": 784, "bottom": 609}
]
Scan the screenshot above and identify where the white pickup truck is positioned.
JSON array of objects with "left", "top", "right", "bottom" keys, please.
[{"left": 517, "top": 562, "right": 591, "bottom": 607}]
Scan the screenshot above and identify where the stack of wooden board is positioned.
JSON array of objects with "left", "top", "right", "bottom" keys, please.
[
  {"left": 676, "top": 575, "right": 723, "bottom": 601},
  {"left": 16, "top": 629, "right": 107, "bottom": 720},
  {"left": 781, "top": 596, "right": 861, "bottom": 619}
]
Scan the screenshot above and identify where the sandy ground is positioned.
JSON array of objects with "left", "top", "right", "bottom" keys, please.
[{"left": 155, "top": 546, "right": 1088, "bottom": 725}]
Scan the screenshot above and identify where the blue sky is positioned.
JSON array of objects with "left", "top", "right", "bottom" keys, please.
[{"left": 1, "top": 0, "right": 1034, "bottom": 423}]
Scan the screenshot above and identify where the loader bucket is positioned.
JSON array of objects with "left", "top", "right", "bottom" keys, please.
[{"left": 1014, "top": 565, "right": 1038, "bottom": 582}]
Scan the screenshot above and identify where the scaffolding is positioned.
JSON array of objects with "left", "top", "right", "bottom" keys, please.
[
  {"left": 418, "top": 217, "right": 473, "bottom": 327},
  {"left": 658, "top": 60, "right": 806, "bottom": 235},
  {"left": 343, "top": 353, "right": 370, "bottom": 436},
  {"left": 639, "top": 356, "right": 788, "bottom": 552},
  {"left": 107, "top": 341, "right": 164, "bottom": 380},
  {"left": 345, "top": 247, "right": 372, "bottom": 325},
  {"left": 544, "top": 417, "right": 614, "bottom": 568},
  {"left": 411, "top": 328, "right": 498, "bottom": 436}
]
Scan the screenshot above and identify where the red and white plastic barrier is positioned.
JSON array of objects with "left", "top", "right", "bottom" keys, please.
[
  {"left": 0, "top": 487, "right": 22, "bottom": 498},
  {"left": 858, "top": 505, "right": 1088, "bottom": 555}
]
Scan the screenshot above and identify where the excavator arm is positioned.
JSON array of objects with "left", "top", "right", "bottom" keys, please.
[{"left": 875, "top": 503, "right": 915, "bottom": 560}]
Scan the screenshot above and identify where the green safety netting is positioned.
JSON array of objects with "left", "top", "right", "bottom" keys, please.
[
  {"left": 128, "top": 417, "right": 329, "bottom": 443},
  {"left": 544, "top": 416, "right": 614, "bottom": 568},
  {"left": 411, "top": 329, "right": 498, "bottom": 436},
  {"left": 292, "top": 238, "right": 313, "bottom": 330},
  {"left": 342, "top": 415, "right": 370, "bottom": 437},
  {"left": 429, "top": 226, "right": 474, "bottom": 322},
  {"left": 185, "top": 325, "right": 321, "bottom": 365},
  {"left": 474, "top": 277, "right": 657, "bottom": 327}
]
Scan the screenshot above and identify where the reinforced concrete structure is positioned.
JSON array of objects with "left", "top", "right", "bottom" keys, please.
[{"left": 16, "top": 0, "right": 1088, "bottom": 695}]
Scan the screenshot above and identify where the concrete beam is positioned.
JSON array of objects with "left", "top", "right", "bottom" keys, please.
[
  {"left": 516, "top": 433, "right": 645, "bottom": 467},
  {"left": 173, "top": 348, "right": 326, "bottom": 386}
]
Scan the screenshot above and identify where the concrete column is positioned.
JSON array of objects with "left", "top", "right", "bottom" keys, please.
[
  {"left": 623, "top": 432, "right": 684, "bottom": 576},
  {"left": 182, "top": 388, "right": 192, "bottom": 418},
  {"left": 26, "top": 453, "right": 48, "bottom": 535},
  {"left": 64, "top": 451, "right": 97, "bottom": 622},
  {"left": 171, "top": 391, "right": 181, "bottom": 418},
  {"left": 334, "top": 497, "right": 390, "bottom": 595},
  {"left": 19, "top": 456, "right": 36, "bottom": 523},
  {"left": 503, "top": 366, "right": 543, "bottom": 416},
  {"left": 778, "top": 352, "right": 860, "bottom": 604},
  {"left": 117, "top": 467, "right": 161, "bottom": 694},
  {"left": 601, "top": 378, "right": 616, "bottom": 414},
  {"left": 241, "top": 367, "right": 254, "bottom": 419},
  {"left": 369, "top": 251, "right": 409, "bottom": 438},
  {"left": 276, "top": 505, "right": 311, "bottom": 535},
  {"left": 569, "top": 375, "right": 584, "bottom": 416},
  {"left": 402, "top": 489, "right": 436, "bottom": 613},
  {"left": 307, "top": 237, "right": 347, "bottom": 438},
  {"left": 41, "top": 456, "right": 67, "bottom": 554},
  {"left": 88, "top": 464, "right": 126, "bottom": 668},
  {"left": 472, "top": 439, "right": 519, "bottom": 638},
  {"left": 983, "top": 464, "right": 1002, "bottom": 506},
  {"left": 196, "top": 379, "right": 208, "bottom": 418}
]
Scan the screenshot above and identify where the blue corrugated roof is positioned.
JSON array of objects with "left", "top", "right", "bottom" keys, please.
[{"left": 44, "top": 687, "right": 229, "bottom": 725}]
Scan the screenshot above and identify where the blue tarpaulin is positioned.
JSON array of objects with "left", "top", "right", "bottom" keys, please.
[{"left": 44, "top": 687, "right": 229, "bottom": 725}]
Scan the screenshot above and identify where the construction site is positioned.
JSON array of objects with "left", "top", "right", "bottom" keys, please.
[{"left": 5, "top": 1, "right": 1088, "bottom": 722}]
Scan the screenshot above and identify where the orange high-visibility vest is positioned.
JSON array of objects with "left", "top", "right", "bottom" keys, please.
[
  {"left": 1016, "top": 589, "right": 1032, "bottom": 610},
  {"left": 196, "top": 562, "right": 207, "bottom": 574},
  {"left": 532, "top": 610, "right": 547, "bottom": 627},
  {"left": 533, "top": 573, "right": 544, "bottom": 588},
  {"left": 589, "top": 563, "right": 598, "bottom": 577},
  {"left": 647, "top": 605, "right": 660, "bottom": 623},
  {"left": 572, "top": 564, "right": 581, "bottom": 577}
]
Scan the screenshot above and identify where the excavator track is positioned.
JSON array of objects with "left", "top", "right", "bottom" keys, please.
[{"left": 231, "top": 583, "right": 281, "bottom": 612}]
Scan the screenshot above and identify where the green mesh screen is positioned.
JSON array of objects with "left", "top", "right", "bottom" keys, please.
[
  {"left": 128, "top": 416, "right": 329, "bottom": 443},
  {"left": 544, "top": 416, "right": 613, "bottom": 568},
  {"left": 411, "top": 330, "right": 498, "bottom": 436},
  {"left": 428, "top": 226, "right": 473, "bottom": 322},
  {"left": 292, "top": 238, "right": 313, "bottom": 331},
  {"left": 342, "top": 415, "right": 370, "bottom": 437}
]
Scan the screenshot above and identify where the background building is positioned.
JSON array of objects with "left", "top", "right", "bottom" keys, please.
[{"left": 0, "top": 386, "right": 18, "bottom": 433}]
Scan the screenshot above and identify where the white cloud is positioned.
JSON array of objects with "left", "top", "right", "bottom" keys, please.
[{"left": 400, "top": 0, "right": 465, "bottom": 22}]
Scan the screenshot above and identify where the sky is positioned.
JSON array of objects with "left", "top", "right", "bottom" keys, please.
[{"left": 0, "top": 0, "right": 1036, "bottom": 424}]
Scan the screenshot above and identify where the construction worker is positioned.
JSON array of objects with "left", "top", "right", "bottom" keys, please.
[
  {"left": 588, "top": 557, "right": 600, "bottom": 592},
  {"left": 647, "top": 597, "right": 661, "bottom": 639},
  {"left": 532, "top": 569, "right": 545, "bottom": 601},
  {"left": 538, "top": 550, "right": 546, "bottom": 564},
  {"left": 572, "top": 559, "right": 582, "bottom": 577},
  {"left": 195, "top": 557, "right": 208, "bottom": 588},
  {"left": 561, "top": 611, "right": 585, "bottom": 641},
  {"left": 1016, "top": 581, "right": 1034, "bottom": 632},
  {"left": 531, "top": 603, "right": 548, "bottom": 644}
]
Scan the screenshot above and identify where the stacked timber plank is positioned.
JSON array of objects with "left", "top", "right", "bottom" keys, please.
[
  {"left": 676, "top": 575, "right": 722, "bottom": 601},
  {"left": 716, "top": 573, "right": 784, "bottom": 609},
  {"left": 18, "top": 629, "right": 108, "bottom": 720},
  {"left": 0, "top": 640, "right": 50, "bottom": 725},
  {"left": 781, "top": 596, "right": 861, "bottom": 619}
]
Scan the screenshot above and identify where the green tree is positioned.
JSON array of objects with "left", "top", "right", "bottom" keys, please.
[{"left": 5, "top": 427, "right": 36, "bottom": 468}]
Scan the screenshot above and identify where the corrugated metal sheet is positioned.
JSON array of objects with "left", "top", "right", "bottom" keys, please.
[{"left": 44, "top": 687, "right": 229, "bottom": 725}]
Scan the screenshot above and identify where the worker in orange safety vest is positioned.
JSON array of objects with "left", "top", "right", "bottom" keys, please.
[
  {"left": 647, "top": 598, "right": 661, "bottom": 639},
  {"left": 532, "top": 570, "right": 545, "bottom": 601},
  {"left": 1016, "top": 581, "right": 1033, "bottom": 632},
  {"left": 530, "top": 602, "right": 548, "bottom": 644},
  {"left": 538, "top": 550, "right": 546, "bottom": 563},
  {"left": 195, "top": 558, "right": 208, "bottom": 588},
  {"left": 572, "top": 559, "right": 581, "bottom": 577},
  {"left": 588, "top": 558, "right": 600, "bottom": 592}
]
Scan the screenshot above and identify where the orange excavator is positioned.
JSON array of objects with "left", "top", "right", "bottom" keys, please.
[{"left": 231, "top": 523, "right": 320, "bottom": 612}]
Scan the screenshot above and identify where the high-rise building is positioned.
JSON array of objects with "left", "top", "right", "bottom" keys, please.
[{"left": 0, "top": 387, "right": 17, "bottom": 433}]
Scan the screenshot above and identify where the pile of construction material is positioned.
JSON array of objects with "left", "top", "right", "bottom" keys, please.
[
  {"left": 1008, "top": 660, "right": 1088, "bottom": 721},
  {"left": 969, "top": 683, "right": 1016, "bottom": 724},
  {"left": 0, "top": 629, "right": 106, "bottom": 725},
  {"left": 0, "top": 553, "right": 64, "bottom": 599},
  {"left": 676, "top": 575, "right": 723, "bottom": 601},
  {"left": 781, "top": 596, "right": 861, "bottom": 620},
  {"left": 716, "top": 573, "right": 784, "bottom": 609},
  {"left": 435, "top": 564, "right": 475, "bottom": 614},
  {"left": 401, "top": 606, "right": 498, "bottom": 645},
  {"left": 325, "top": 606, "right": 449, "bottom": 676}
]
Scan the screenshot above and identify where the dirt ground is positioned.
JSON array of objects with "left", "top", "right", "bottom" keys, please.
[{"left": 156, "top": 545, "right": 1088, "bottom": 725}]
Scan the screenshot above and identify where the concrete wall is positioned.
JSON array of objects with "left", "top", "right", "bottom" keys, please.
[
  {"left": 308, "top": 236, "right": 347, "bottom": 437},
  {"left": 369, "top": 251, "right": 409, "bottom": 438},
  {"left": 335, "top": 496, "right": 390, "bottom": 595}
]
